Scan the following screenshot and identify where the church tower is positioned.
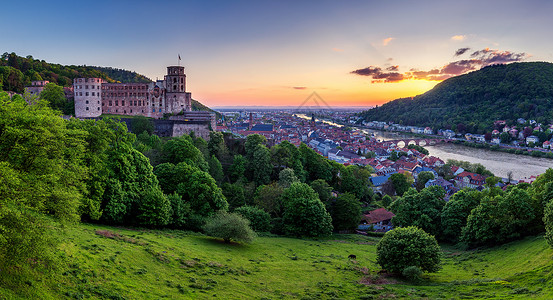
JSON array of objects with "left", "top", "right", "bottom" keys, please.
[{"left": 164, "top": 66, "right": 191, "bottom": 113}]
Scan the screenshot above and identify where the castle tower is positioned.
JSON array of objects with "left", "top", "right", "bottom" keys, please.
[
  {"left": 164, "top": 66, "right": 191, "bottom": 113},
  {"left": 74, "top": 77, "right": 104, "bottom": 118}
]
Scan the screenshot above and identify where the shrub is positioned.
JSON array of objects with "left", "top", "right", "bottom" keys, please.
[
  {"left": 402, "top": 266, "right": 423, "bottom": 281},
  {"left": 234, "top": 206, "right": 272, "bottom": 232},
  {"left": 282, "top": 196, "right": 333, "bottom": 237},
  {"left": 203, "top": 211, "right": 256, "bottom": 243},
  {"left": 376, "top": 226, "right": 442, "bottom": 274}
]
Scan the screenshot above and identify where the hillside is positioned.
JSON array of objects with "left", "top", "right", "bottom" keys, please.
[
  {"left": 2, "top": 223, "right": 552, "bottom": 299},
  {"left": 359, "top": 62, "right": 553, "bottom": 133}
]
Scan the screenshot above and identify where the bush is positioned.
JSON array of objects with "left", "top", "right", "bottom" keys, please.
[
  {"left": 402, "top": 266, "right": 423, "bottom": 281},
  {"left": 135, "top": 187, "right": 171, "bottom": 227},
  {"left": 376, "top": 226, "right": 442, "bottom": 274},
  {"left": 282, "top": 196, "right": 333, "bottom": 237},
  {"left": 234, "top": 206, "right": 272, "bottom": 232},
  {"left": 203, "top": 211, "right": 256, "bottom": 243}
]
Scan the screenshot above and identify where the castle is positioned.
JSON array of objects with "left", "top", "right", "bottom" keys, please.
[
  {"left": 73, "top": 66, "right": 215, "bottom": 139},
  {"left": 74, "top": 66, "right": 192, "bottom": 118}
]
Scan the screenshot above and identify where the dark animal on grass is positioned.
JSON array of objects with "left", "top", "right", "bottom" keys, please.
[{"left": 348, "top": 254, "right": 357, "bottom": 259}]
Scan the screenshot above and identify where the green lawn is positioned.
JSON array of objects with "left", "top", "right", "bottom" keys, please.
[{"left": 2, "top": 224, "right": 553, "bottom": 299}]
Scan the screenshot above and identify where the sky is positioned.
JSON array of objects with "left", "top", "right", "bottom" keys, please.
[{"left": 2, "top": 0, "right": 553, "bottom": 108}]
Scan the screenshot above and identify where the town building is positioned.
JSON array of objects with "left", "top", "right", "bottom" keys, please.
[{"left": 25, "top": 80, "right": 49, "bottom": 96}]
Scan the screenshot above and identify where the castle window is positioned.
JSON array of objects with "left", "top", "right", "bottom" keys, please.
[
  {"left": 181, "top": 78, "right": 183, "bottom": 83},
  {"left": 97, "top": 101, "right": 100, "bottom": 104},
  {"left": 86, "top": 100, "right": 89, "bottom": 104},
  {"left": 181, "top": 85, "right": 183, "bottom": 91},
  {"left": 173, "top": 85, "right": 176, "bottom": 90},
  {"left": 153, "top": 108, "right": 155, "bottom": 112},
  {"left": 130, "top": 109, "right": 132, "bottom": 113},
  {"left": 159, "top": 109, "right": 162, "bottom": 112},
  {"left": 86, "top": 107, "right": 89, "bottom": 110},
  {"left": 97, "top": 107, "right": 100, "bottom": 111},
  {"left": 115, "top": 101, "right": 118, "bottom": 106},
  {"left": 92, "top": 92, "right": 95, "bottom": 96},
  {"left": 122, "top": 101, "right": 125, "bottom": 106},
  {"left": 85, "top": 85, "right": 88, "bottom": 89},
  {"left": 173, "top": 78, "right": 176, "bottom": 83},
  {"left": 109, "top": 101, "right": 112, "bottom": 106},
  {"left": 86, "top": 92, "right": 89, "bottom": 96}
]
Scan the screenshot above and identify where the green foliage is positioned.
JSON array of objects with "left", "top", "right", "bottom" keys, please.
[
  {"left": 381, "top": 195, "right": 393, "bottom": 208},
  {"left": 299, "top": 143, "right": 332, "bottom": 182},
  {"left": 234, "top": 206, "right": 272, "bottom": 232},
  {"left": 203, "top": 211, "right": 256, "bottom": 243},
  {"left": 167, "top": 193, "right": 191, "bottom": 228},
  {"left": 130, "top": 116, "right": 154, "bottom": 135},
  {"left": 416, "top": 171, "right": 435, "bottom": 191},
  {"left": 228, "top": 154, "right": 246, "bottom": 183},
  {"left": 462, "top": 187, "right": 534, "bottom": 247},
  {"left": 135, "top": 187, "right": 171, "bottom": 227},
  {"left": 446, "top": 159, "right": 494, "bottom": 177},
  {"left": 310, "top": 179, "right": 333, "bottom": 204},
  {"left": 328, "top": 193, "right": 361, "bottom": 232},
  {"left": 376, "top": 226, "right": 442, "bottom": 274},
  {"left": 0, "top": 92, "right": 84, "bottom": 270},
  {"left": 407, "top": 144, "right": 429, "bottom": 155},
  {"left": 359, "top": 62, "right": 553, "bottom": 133},
  {"left": 544, "top": 199, "right": 553, "bottom": 247},
  {"left": 271, "top": 141, "right": 306, "bottom": 181},
  {"left": 154, "top": 162, "right": 228, "bottom": 225},
  {"left": 282, "top": 195, "right": 333, "bottom": 237},
  {"left": 389, "top": 186, "right": 446, "bottom": 236},
  {"left": 440, "top": 189, "right": 481, "bottom": 243},
  {"left": 254, "top": 183, "right": 284, "bottom": 217},
  {"left": 279, "top": 168, "right": 299, "bottom": 188},
  {"left": 389, "top": 173, "right": 411, "bottom": 196},
  {"left": 402, "top": 266, "right": 423, "bottom": 281},
  {"left": 208, "top": 155, "right": 224, "bottom": 185},
  {"left": 339, "top": 165, "right": 371, "bottom": 201},
  {"left": 39, "top": 82, "right": 67, "bottom": 113},
  {"left": 221, "top": 182, "right": 247, "bottom": 209},
  {"left": 251, "top": 144, "right": 272, "bottom": 186},
  {"left": 162, "top": 136, "right": 208, "bottom": 171},
  {"left": 208, "top": 131, "right": 228, "bottom": 161}
]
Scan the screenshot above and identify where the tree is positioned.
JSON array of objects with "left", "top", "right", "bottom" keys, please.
[
  {"left": 544, "top": 199, "right": 553, "bottom": 247},
  {"left": 235, "top": 206, "right": 272, "bottom": 232},
  {"left": 208, "top": 131, "right": 228, "bottom": 162},
  {"left": 135, "top": 187, "right": 171, "bottom": 227},
  {"left": 440, "top": 189, "right": 481, "bottom": 243},
  {"left": 376, "top": 226, "right": 442, "bottom": 274},
  {"left": 162, "top": 136, "right": 208, "bottom": 171},
  {"left": 208, "top": 155, "right": 224, "bottom": 185},
  {"left": 329, "top": 193, "right": 361, "bottom": 232},
  {"left": 339, "top": 165, "right": 371, "bottom": 201},
  {"left": 130, "top": 116, "right": 154, "bottom": 135},
  {"left": 251, "top": 144, "right": 272, "bottom": 186},
  {"left": 499, "top": 132, "right": 511, "bottom": 144},
  {"left": 310, "top": 179, "right": 333, "bottom": 204},
  {"left": 39, "top": 82, "right": 66, "bottom": 112},
  {"left": 416, "top": 171, "right": 435, "bottom": 191},
  {"left": 221, "top": 182, "right": 246, "bottom": 209},
  {"left": 167, "top": 193, "right": 191, "bottom": 228},
  {"left": 203, "top": 211, "right": 256, "bottom": 243},
  {"left": 228, "top": 154, "right": 246, "bottom": 183},
  {"left": 389, "top": 186, "right": 446, "bottom": 236},
  {"left": 279, "top": 168, "right": 299, "bottom": 188},
  {"left": 389, "top": 173, "right": 411, "bottom": 196},
  {"left": 299, "top": 143, "right": 332, "bottom": 182},
  {"left": 461, "top": 187, "right": 534, "bottom": 247},
  {"left": 255, "top": 183, "right": 285, "bottom": 217},
  {"left": 282, "top": 196, "right": 333, "bottom": 237},
  {"left": 382, "top": 195, "right": 393, "bottom": 208}
]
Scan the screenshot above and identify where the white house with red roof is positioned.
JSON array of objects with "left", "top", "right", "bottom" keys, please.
[{"left": 454, "top": 171, "right": 487, "bottom": 189}]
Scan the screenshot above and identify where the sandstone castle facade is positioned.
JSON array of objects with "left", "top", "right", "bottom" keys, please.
[{"left": 74, "top": 66, "right": 192, "bottom": 118}]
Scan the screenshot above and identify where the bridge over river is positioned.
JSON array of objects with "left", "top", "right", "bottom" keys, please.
[{"left": 383, "top": 138, "right": 453, "bottom": 148}]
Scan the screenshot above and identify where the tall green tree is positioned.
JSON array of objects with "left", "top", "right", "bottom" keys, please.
[
  {"left": 329, "top": 193, "right": 362, "bottom": 232},
  {"left": 251, "top": 144, "right": 272, "bottom": 186},
  {"left": 39, "top": 82, "right": 67, "bottom": 112},
  {"left": 440, "top": 189, "right": 481, "bottom": 242},
  {"left": 416, "top": 171, "right": 435, "bottom": 191},
  {"left": 389, "top": 186, "right": 446, "bottom": 236}
]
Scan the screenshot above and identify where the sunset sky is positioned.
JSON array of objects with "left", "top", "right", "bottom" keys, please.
[{"left": 2, "top": 0, "right": 553, "bottom": 107}]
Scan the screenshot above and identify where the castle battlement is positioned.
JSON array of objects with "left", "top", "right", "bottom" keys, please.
[{"left": 74, "top": 66, "right": 192, "bottom": 119}]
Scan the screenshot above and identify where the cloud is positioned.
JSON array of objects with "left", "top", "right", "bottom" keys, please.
[
  {"left": 292, "top": 86, "right": 307, "bottom": 90},
  {"left": 351, "top": 66, "right": 404, "bottom": 83},
  {"left": 454, "top": 47, "right": 471, "bottom": 56},
  {"left": 451, "top": 35, "right": 466, "bottom": 41},
  {"left": 351, "top": 48, "right": 528, "bottom": 83},
  {"left": 382, "top": 37, "right": 395, "bottom": 46},
  {"left": 332, "top": 48, "right": 344, "bottom": 52}
]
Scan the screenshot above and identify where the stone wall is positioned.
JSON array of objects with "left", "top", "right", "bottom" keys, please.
[{"left": 172, "top": 122, "right": 211, "bottom": 140}]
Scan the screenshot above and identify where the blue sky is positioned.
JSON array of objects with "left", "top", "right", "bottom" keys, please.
[{"left": 2, "top": 0, "right": 553, "bottom": 106}]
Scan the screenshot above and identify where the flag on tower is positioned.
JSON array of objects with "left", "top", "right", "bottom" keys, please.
[{"left": 178, "top": 54, "right": 181, "bottom": 60}]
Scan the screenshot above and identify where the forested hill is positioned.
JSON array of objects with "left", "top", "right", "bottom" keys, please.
[
  {"left": 90, "top": 66, "right": 151, "bottom": 83},
  {"left": 359, "top": 62, "right": 553, "bottom": 133}
]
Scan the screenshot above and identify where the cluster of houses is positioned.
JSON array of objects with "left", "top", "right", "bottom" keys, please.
[{"left": 218, "top": 111, "right": 508, "bottom": 233}]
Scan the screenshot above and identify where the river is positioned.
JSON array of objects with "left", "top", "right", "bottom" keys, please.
[
  {"left": 296, "top": 115, "right": 552, "bottom": 179},
  {"left": 360, "top": 128, "right": 553, "bottom": 179}
]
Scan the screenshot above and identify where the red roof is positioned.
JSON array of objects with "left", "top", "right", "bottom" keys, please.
[{"left": 364, "top": 208, "right": 395, "bottom": 224}]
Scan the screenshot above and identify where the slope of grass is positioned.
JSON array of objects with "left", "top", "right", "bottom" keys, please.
[{"left": 2, "top": 223, "right": 553, "bottom": 299}]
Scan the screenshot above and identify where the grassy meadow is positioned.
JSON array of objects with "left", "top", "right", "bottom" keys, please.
[{"left": 1, "top": 223, "right": 552, "bottom": 299}]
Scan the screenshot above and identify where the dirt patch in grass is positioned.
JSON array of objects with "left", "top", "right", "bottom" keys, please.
[
  {"left": 95, "top": 230, "right": 147, "bottom": 245},
  {"left": 360, "top": 273, "right": 398, "bottom": 285}
]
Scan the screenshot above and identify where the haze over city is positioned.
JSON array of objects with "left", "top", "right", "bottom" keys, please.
[{"left": 2, "top": 0, "right": 553, "bottom": 107}]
